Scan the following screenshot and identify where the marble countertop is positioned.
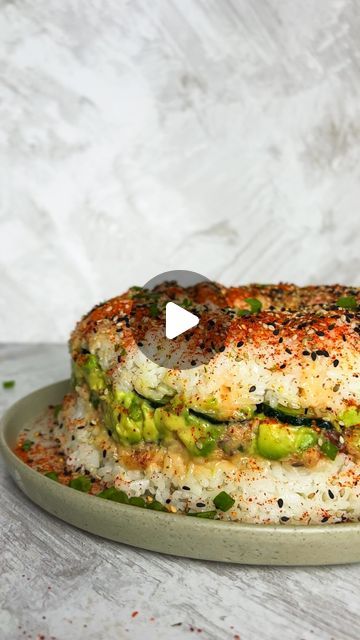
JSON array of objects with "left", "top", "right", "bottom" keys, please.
[
  {"left": 1, "top": 0, "right": 360, "bottom": 342},
  {"left": 1, "top": 344, "right": 360, "bottom": 640}
]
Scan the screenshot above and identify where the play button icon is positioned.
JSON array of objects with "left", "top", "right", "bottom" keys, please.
[
  {"left": 129, "top": 269, "right": 231, "bottom": 369},
  {"left": 165, "top": 302, "right": 199, "bottom": 339}
]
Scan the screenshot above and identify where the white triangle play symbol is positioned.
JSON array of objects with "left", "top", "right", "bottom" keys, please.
[{"left": 165, "top": 302, "right": 199, "bottom": 339}]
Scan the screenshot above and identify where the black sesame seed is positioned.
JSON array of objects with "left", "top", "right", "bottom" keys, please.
[
  {"left": 280, "top": 363, "right": 286, "bottom": 369},
  {"left": 311, "top": 351, "right": 317, "bottom": 361},
  {"left": 196, "top": 502, "right": 206, "bottom": 507},
  {"left": 249, "top": 385, "right": 256, "bottom": 392},
  {"left": 333, "top": 359, "right": 339, "bottom": 368},
  {"left": 102, "top": 449, "right": 107, "bottom": 458},
  {"left": 182, "top": 485, "right": 190, "bottom": 490},
  {"left": 302, "top": 350, "right": 310, "bottom": 356},
  {"left": 278, "top": 337, "right": 284, "bottom": 343},
  {"left": 321, "top": 516, "right": 329, "bottom": 523},
  {"left": 273, "top": 329, "right": 280, "bottom": 336},
  {"left": 166, "top": 498, "right": 171, "bottom": 504},
  {"left": 280, "top": 516, "right": 290, "bottom": 522},
  {"left": 328, "top": 324, "right": 335, "bottom": 330},
  {"left": 316, "top": 331, "right": 325, "bottom": 337},
  {"left": 285, "top": 348, "right": 292, "bottom": 355},
  {"left": 237, "top": 340, "right": 244, "bottom": 348},
  {"left": 191, "top": 360, "right": 197, "bottom": 366},
  {"left": 219, "top": 345, "right": 225, "bottom": 352},
  {"left": 277, "top": 498, "right": 284, "bottom": 508},
  {"left": 328, "top": 489, "right": 334, "bottom": 499}
]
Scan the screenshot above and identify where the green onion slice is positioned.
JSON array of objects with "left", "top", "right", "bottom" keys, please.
[
  {"left": 213, "top": 491, "right": 235, "bottom": 512},
  {"left": 128, "top": 496, "right": 146, "bottom": 508},
  {"left": 45, "top": 471, "right": 59, "bottom": 482},
  {"left": 336, "top": 296, "right": 358, "bottom": 310},
  {"left": 2, "top": 380, "right": 15, "bottom": 389},
  {"left": 320, "top": 439, "right": 339, "bottom": 460},
  {"left": 237, "top": 297, "right": 262, "bottom": 316},
  {"left": 69, "top": 476, "right": 91, "bottom": 492},
  {"left": 97, "top": 487, "right": 129, "bottom": 503}
]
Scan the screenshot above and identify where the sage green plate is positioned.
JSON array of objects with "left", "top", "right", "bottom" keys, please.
[{"left": 1, "top": 380, "right": 359, "bottom": 565}]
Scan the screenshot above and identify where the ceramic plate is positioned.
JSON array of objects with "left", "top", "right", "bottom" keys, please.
[{"left": 1, "top": 380, "right": 360, "bottom": 565}]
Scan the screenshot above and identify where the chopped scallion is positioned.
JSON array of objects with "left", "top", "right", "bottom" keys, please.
[
  {"left": 336, "top": 296, "right": 358, "bottom": 310},
  {"left": 213, "top": 491, "right": 235, "bottom": 512},
  {"left": 69, "top": 476, "right": 91, "bottom": 492},
  {"left": 2, "top": 380, "right": 15, "bottom": 389}
]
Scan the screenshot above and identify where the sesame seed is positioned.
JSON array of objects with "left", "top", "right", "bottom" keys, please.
[
  {"left": 280, "top": 363, "right": 286, "bottom": 369},
  {"left": 196, "top": 502, "right": 206, "bottom": 507},
  {"left": 280, "top": 516, "right": 289, "bottom": 522},
  {"left": 285, "top": 348, "right": 292, "bottom": 355},
  {"left": 302, "top": 350, "right": 310, "bottom": 356},
  {"left": 191, "top": 360, "right": 197, "bottom": 366},
  {"left": 311, "top": 352, "right": 317, "bottom": 361},
  {"left": 328, "top": 490, "right": 334, "bottom": 499},
  {"left": 237, "top": 341, "right": 244, "bottom": 348},
  {"left": 182, "top": 485, "right": 190, "bottom": 490},
  {"left": 321, "top": 516, "right": 329, "bottom": 523},
  {"left": 277, "top": 498, "right": 284, "bottom": 508},
  {"left": 333, "top": 359, "right": 339, "bottom": 367},
  {"left": 249, "top": 385, "right": 256, "bottom": 393}
]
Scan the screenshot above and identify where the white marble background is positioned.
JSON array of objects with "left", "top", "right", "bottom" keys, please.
[{"left": 1, "top": 0, "right": 360, "bottom": 342}]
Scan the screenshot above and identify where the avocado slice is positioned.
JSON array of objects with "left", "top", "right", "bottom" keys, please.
[
  {"left": 339, "top": 407, "right": 360, "bottom": 428},
  {"left": 256, "top": 422, "right": 318, "bottom": 460},
  {"left": 154, "top": 407, "right": 225, "bottom": 456},
  {"left": 75, "top": 354, "right": 107, "bottom": 393}
]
